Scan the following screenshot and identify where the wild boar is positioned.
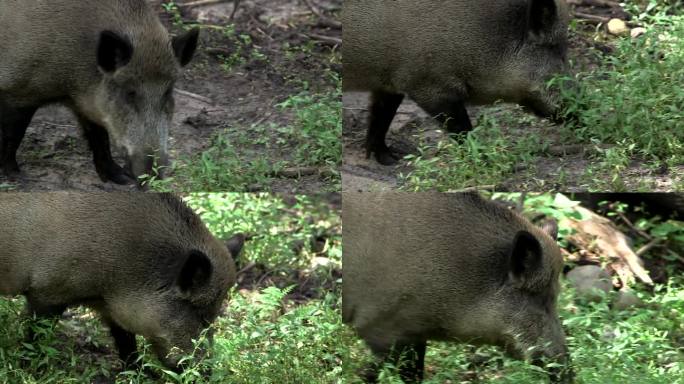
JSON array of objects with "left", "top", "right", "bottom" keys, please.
[
  {"left": 343, "top": 0, "right": 570, "bottom": 165},
  {"left": 0, "top": 0, "right": 200, "bottom": 184},
  {"left": 0, "top": 193, "right": 242, "bottom": 371},
  {"left": 343, "top": 192, "right": 572, "bottom": 382}
]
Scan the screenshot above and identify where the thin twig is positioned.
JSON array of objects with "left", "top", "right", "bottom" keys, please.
[
  {"left": 300, "top": 33, "right": 341, "bottom": 46},
  {"left": 301, "top": 0, "right": 342, "bottom": 29},
  {"left": 611, "top": 205, "right": 652, "bottom": 241},
  {"left": 237, "top": 261, "right": 257, "bottom": 275},
  {"left": 175, "top": 88, "right": 214, "bottom": 105},
  {"left": 635, "top": 239, "right": 661, "bottom": 257},
  {"left": 180, "top": 0, "right": 230, "bottom": 9}
]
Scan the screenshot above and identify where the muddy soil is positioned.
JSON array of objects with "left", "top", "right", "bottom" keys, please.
[
  {"left": 0, "top": 0, "right": 340, "bottom": 192},
  {"left": 341, "top": 5, "right": 682, "bottom": 192}
]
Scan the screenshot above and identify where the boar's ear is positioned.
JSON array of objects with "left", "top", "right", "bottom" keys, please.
[
  {"left": 540, "top": 219, "right": 559, "bottom": 240},
  {"left": 225, "top": 233, "right": 245, "bottom": 258},
  {"left": 527, "top": 0, "right": 558, "bottom": 35},
  {"left": 172, "top": 28, "right": 200, "bottom": 67},
  {"left": 178, "top": 250, "right": 213, "bottom": 292},
  {"left": 97, "top": 30, "right": 133, "bottom": 73},
  {"left": 509, "top": 230, "right": 543, "bottom": 283}
]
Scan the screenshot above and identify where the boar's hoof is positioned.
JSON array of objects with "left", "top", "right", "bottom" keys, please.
[
  {"left": 108, "top": 171, "right": 137, "bottom": 185},
  {"left": 97, "top": 163, "right": 136, "bottom": 185},
  {"left": 1, "top": 161, "right": 21, "bottom": 177},
  {"left": 374, "top": 149, "right": 401, "bottom": 166}
]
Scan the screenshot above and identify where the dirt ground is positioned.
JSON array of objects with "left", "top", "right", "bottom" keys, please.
[
  {"left": 0, "top": 0, "right": 340, "bottom": 192},
  {"left": 341, "top": 4, "right": 682, "bottom": 192}
]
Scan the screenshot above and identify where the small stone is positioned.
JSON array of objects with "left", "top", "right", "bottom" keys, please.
[
  {"left": 607, "top": 18, "right": 629, "bottom": 36},
  {"left": 631, "top": 27, "right": 647, "bottom": 39},
  {"left": 566, "top": 265, "right": 612, "bottom": 302},
  {"left": 613, "top": 290, "right": 644, "bottom": 310}
]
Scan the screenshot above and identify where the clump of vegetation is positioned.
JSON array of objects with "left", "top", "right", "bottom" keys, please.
[
  {"left": 151, "top": 77, "right": 341, "bottom": 193},
  {"left": 0, "top": 194, "right": 347, "bottom": 383},
  {"left": 401, "top": 109, "right": 545, "bottom": 191},
  {"left": 400, "top": 10, "right": 684, "bottom": 191},
  {"left": 555, "top": 18, "right": 684, "bottom": 181}
]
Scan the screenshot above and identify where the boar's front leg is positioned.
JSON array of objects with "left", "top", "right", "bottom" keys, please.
[
  {"left": 0, "top": 103, "right": 37, "bottom": 176},
  {"left": 77, "top": 115, "right": 135, "bottom": 185},
  {"left": 412, "top": 94, "right": 474, "bottom": 138},
  {"left": 367, "top": 91, "right": 404, "bottom": 165},
  {"left": 24, "top": 296, "right": 67, "bottom": 341},
  {"left": 108, "top": 322, "right": 140, "bottom": 368},
  {"left": 390, "top": 341, "right": 426, "bottom": 383}
]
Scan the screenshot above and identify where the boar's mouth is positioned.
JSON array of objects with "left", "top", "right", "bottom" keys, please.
[{"left": 124, "top": 153, "right": 159, "bottom": 185}]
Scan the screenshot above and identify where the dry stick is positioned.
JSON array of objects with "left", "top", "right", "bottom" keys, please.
[
  {"left": 574, "top": 11, "right": 640, "bottom": 27},
  {"left": 450, "top": 186, "right": 497, "bottom": 193},
  {"left": 274, "top": 167, "right": 337, "bottom": 179},
  {"left": 301, "top": 33, "right": 342, "bottom": 46},
  {"left": 237, "top": 261, "right": 257, "bottom": 275},
  {"left": 301, "top": 0, "right": 342, "bottom": 29},
  {"left": 611, "top": 206, "right": 653, "bottom": 241},
  {"left": 573, "top": 11, "right": 610, "bottom": 24},
  {"left": 566, "top": 206, "right": 654, "bottom": 286},
  {"left": 174, "top": 88, "right": 214, "bottom": 105},
  {"left": 180, "top": 0, "right": 231, "bottom": 8},
  {"left": 206, "top": 47, "right": 232, "bottom": 57},
  {"left": 635, "top": 239, "right": 661, "bottom": 257}
]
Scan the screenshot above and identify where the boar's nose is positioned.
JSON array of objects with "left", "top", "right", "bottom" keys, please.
[
  {"left": 532, "top": 345, "right": 573, "bottom": 383},
  {"left": 125, "top": 151, "right": 169, "bottom": 183},
  {"left": 548, "top": 361, "right": 574, "bottom": 384}
]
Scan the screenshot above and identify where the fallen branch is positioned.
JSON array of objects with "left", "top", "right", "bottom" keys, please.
[
  {"left": 180, "top": 0, "right": 231, "bottom": 9},
  {"left": 564, "top": 205, "right": 653, "bottom": 286},
  {"left": 301, "top": 0, "right": 342, "bottom": 29},
  {"left": 237, "top": 261, "right": 257, "bottom": 275},
  {"left": 449, "top": 186, "right": 497, "bottom": 193},
  {"left": 573, "top": 11, "right": 639, "bottom": 27},
  {"left": 635, "top": 239, "right": 661, "bottom": 257},
  {"left": 573, "top": 11, "right": 610, "bottom": 24},
  {"left": 274, "top": 167, "right": 337, "bottom": 179},
  {"left": 178, "top": 0, "right": 241, "bottom": 20},
  {"left": 611, "top": 204, "right": 653, "bottom": 241},
  {"left": 175, "top": 88, "right": 214, "bottom": 105},
  {"left": 300, "top": 33, "right": 342, "bottom": 46}
]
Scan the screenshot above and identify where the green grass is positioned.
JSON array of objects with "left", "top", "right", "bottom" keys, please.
[
  {"left": 145, "top": 79, "right": 342, "bottom": 192},
  {"left": 400, "top": 13, "right": 684, "bottom": 191},
  {"left": 400, "top": 108, "right": 546, "bottom": 191},
  {"left": 0, "top": 194, "right": 346, "bottom": 383}
]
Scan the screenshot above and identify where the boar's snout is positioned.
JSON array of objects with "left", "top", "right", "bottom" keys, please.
[
  {"left": 151, "top": 337, "right": 201, "bottom": 373},
  {"left": 125, "top": 150, "right": 169, "bottom": 183},
  {"left": 531, "top": 321, "right": 573, "bottom": 383}
]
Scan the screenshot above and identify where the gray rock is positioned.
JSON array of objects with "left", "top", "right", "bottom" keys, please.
[
  {"left": 566, "top": 265, "right": 613, "bottom": 302},
  {"left": 613, "top": 290, "right": 645, "bottom": 310}
]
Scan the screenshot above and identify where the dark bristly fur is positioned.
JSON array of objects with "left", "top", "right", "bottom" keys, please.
[
  {"left": 343, "top": 192, "right": 572, "bottom": 383},
  {"left": 0, "top": 193, "right": 243, "bottom": 371},
  {"left": 343, "top": 0, "right": 570, "bottom": 165},
  {"left": 0, "top": 0, "right": 199, "bottom": 184}
]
